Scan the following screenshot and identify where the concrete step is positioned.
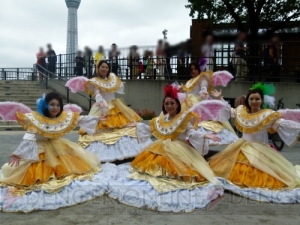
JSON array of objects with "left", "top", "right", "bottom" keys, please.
[
  {"left": 0, "top": 92, "right": 51, "bottom": 96},
  {"left": 0, "top": 125, "right": 80, "bottom": 131},
  {"left": 0, "top": 96, "right": 49, "bottom": 100},
  {"left": 0, "top": 83, "right": 45, "bottom": 87}
]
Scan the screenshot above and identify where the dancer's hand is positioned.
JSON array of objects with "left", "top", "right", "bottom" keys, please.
[
  {"left": 98, "top": 101, "right": 106, "bottom": 108},
  {"left": 99, "top": 115, "right": 108, "bottom": 121},
  {"left": 126, "top": 122, "right": 136, "bottom": 127},
  {"left": 205, "top": 133, "right": 221, "bottom": 142},
  {"left": 9, "top": 155, "right": 21, "bottom": 167},
  {"left": 211, "top": 89, "right": 222, "bottom": 100}
]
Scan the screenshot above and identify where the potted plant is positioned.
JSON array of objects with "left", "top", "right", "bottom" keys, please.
[{"left": 136, "top": 109, "right": 156, "bottom": 125}]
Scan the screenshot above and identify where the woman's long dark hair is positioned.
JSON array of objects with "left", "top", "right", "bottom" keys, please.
[
  {"left": 188, "top": 62, "right": 200, "bottom": 75},
  {"left": 162, "top": 96, "right": 181, "bottom": 115},
  {"left": 244, "top": 89, "right": 264, "bottom": 112},
  {"left": 43, "top": 92, "right": 64, "bottom": 117},
  {"left": 97, "top": 60, "right": 110, "bottom": 78}
]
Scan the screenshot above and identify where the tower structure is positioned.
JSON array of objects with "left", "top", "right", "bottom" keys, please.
[{"left": 65, "top": 0, "right": 81, "bottom": 54}]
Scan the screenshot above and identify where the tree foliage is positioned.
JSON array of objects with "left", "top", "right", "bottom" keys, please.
[{"left": 186, "top": 0, "right": 300, "bottom": 34}]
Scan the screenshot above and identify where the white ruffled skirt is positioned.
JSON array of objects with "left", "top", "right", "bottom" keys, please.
[
  {"left": 219, "top": 178, "right": 300, "bottom": 203},
  {"left": 85, "top": 137, "right": 153, "bottom": 162},
  {"left": 107, "top": 163, "right": 224, "bottom": 212},
  {"left": 197, "top": 126, "right": 238, "bottom": 146},
  {"left": 0, "top": 163, "right": 117, "bottom": 213}
]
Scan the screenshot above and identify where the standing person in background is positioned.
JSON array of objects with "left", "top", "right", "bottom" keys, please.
[
  {"left": 74, "top": 51, "right": 85, "bottom": 76},
  {"left": 109, "top": 43, "right": 120, "bottom": 76},
  {"left": 46, "top": 44, "right": 57, "bottom": 78},
  {"left": 164, "top": 42, "right": 173, "bottom": 80},
  {"left": 84, "top": 46, "right": 93, "bottom": 78},
  {"left": 177, "top": 42, "right": 186, "bottom": 79},
  {"left": 156, "top": 40, "right": 165, "bottom": 80},
  {"left": 201, "top": 35, "right": 215, "bottom": 71},
  {"left": 146, "top": 51, "right": 155, "bottom": 79},
  {"left": 268, "top": 36, "right": 282, "bottom": 82},
  {"left": 231, "top": 32, "right": 249, "bottom": 80},
  {"left": 36, "top": 47, "right": 47, "bottom": 83},
  {"left": 127, "top": 45, "right": 140, "bottom": 79},
  {"left": 94, "top": 46, "right": 105, "bottom": 76}
]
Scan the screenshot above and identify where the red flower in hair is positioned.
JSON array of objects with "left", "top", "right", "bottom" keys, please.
[{"left": 164, "top": 85, "right": 178, "bottom": 99}]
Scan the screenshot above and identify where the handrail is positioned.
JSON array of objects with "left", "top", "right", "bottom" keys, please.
[{"left": 37, "top": 65, "right": 95, "bottom": 110}]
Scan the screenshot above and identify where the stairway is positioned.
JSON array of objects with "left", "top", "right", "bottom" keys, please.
[{"left": 0, "top": 80, "right": 55, "bottom": 131}]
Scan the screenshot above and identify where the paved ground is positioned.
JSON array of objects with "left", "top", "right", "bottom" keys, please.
[{"left": 0, "top": 131, "right": 300, "bottom": 225}]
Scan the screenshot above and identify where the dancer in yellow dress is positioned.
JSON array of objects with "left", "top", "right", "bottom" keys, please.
[
  {"left": 73, "top": 60, "right": 152, "bottom": 162},
  {"left": 177, "top": 62, "right": 238, "bottom": 154},
  {"left": 209, "top": 83, "right": 300, "bottom": 203},
  {"left": 0, "top": 93, "right": 112, "bottom": 212},
  {"left": 107, "top": 85, "right": 224, "bottom": 212}
]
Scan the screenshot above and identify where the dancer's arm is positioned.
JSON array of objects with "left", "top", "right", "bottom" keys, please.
[
  {"left": 271, "top": 118, "right": 300, "bottom": 147},
  {"left": 9, "top": 131, "right": 39, "bottom": 166},
  {"left": 136, "top": 122, "right": 152, "bottom": 143},
  {"left": 77, "top": 116, "right": 98, "bottom": 135}
]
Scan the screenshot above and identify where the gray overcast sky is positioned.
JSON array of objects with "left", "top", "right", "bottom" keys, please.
[{"left": 0, "top": 0, "right": 192, "bottom": 67}]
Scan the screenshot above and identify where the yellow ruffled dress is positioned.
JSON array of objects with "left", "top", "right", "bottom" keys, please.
[
  {"left": 105, "top": 111, "right": 223, "bottom": 212},
  {"left": 79, "top": 73, "right": 151, "bottom": 162},
  {"left": 0, "top": 111, "right": 100, "bottom": 190},
  {"left": 210, "top": 105, "right": 300, "bottom": 190},
  {"left": 180, "top": 71, "right": 238, "bottom": 150},
  {"left": 130, "top": 110, "right": 220, "bottom": 190}
]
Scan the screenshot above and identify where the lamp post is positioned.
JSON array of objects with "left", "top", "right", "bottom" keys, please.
[{"left": 162, "top": 29, "right": 168, "bottom": 40}]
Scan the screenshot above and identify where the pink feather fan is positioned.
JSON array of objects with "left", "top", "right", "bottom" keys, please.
[
  {"left": 278, "top": 109, "right": 300, "bottom": 123},
  {"left": 63, "top": 104, "right": 83, "bottom": 113},
  {"left": 65, "top": 76, "right": 88, "bottom": 93},
  {"left": 190, "top": 100, "right": 226, "bottom": 122},
  {"left": 212, "top": 71, "right": 233, "bottom": 87},
  {"left": 177, "top": 93, "right": 187, "bottom": 102},
  {"left": 0, "top": 102, "right": 31, "bottom": 122}
]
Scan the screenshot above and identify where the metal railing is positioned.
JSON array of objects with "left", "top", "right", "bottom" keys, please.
[
  {"left": 37, "top": 65, "right": 95, "bottom": 111},
  {"left": 1, "top": 42, "right": 300, "bottom": 82},
  {"left": 1, "top": 68, "right": 37, "bottom": 80}
]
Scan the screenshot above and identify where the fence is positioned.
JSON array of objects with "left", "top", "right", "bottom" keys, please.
[{"left": 1, "top": 42, "right": 300, "bottom": 82}]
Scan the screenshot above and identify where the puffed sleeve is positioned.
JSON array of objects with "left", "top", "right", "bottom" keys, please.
[
  {"left": 93, "top": 90, "right": 109, "bottom": 116},
  {"left": 198, "top": 78, "right": 209, "bottom": 94},
  {"left": 11, "top": 132, "right": 39, "bottom": 162},
  {"left": 136, "top": 122, "right": 152, "bottom": 143},
  {"left": 116, "top": 82, "right": 125, "bottom": 94},
  {"left": 271, "top": 118, "right": 300, "bottom": 147},
  {"left": 77, "top": 115, "right": 98, "bottom": 135},
  {"left": 185, "top": 123, "right": 209, "bottom": 155},
  {"left": 217, "top": 98, "right": 235, "bottom": 121}
]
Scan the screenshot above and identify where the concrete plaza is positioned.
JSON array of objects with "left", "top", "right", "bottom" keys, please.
[{"left": 0, "top": 131, "right": 300, "bottom": 225}]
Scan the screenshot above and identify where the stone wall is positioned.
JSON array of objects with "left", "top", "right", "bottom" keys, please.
[{"left": 47, "top": 79, "right": 300, "bottom": 116}]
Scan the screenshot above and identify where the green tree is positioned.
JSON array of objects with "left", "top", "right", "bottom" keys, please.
[{"left": 186, "top": 0, "right": 300, "bottom": 35}]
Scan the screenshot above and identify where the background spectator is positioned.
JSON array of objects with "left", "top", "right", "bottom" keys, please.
[
  {"left": 231, "top": 32, "right": 249, "bottom": 80},
  {"left": 164, "top": 42, "right": 173, "bottom": 80},
  {"left": 156, "top": 40, "right": 165, "bottom": 80},
  {"left": 36, "top": 47, "right": 47, "bottom": 83},
  {"left": 84, "top": 46, "right": 93, "bottom": 78},
  {"left": 201, "top": 35, "right": 214, "bottom": 71},
  {"left": 146, "top": 51, "right": 155, "bottom": 79},
  {"left": 127, "top": 45, "right": 140, "bottom": 79},
  {"left": 94, "top": 46, "right": 105, "bottom": 66},
  {"left": 109, "top": 43, "right": 120, "bottom": 76},
  {"left": 74, "top": 51, "right": 84, "bottom": 76},
  {"left": 46, "top": 44, "right": 57, "bottom": 78},
  {"left": 177, "top": 42, "right": 187, "bottom": 78},
  {"left": 267, "top": 36, "right": 282, "bottom": 82}
]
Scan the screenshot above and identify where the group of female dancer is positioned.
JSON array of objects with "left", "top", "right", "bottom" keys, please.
[{"left": 0, "top": 59, "right": 300, "bottom": 213}]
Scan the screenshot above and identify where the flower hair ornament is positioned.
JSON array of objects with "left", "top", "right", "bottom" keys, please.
[
  {"left": 198, "top": 58, "right": 207, "bottom": 72},
  {"left": 249, "top": 82, "right": 275, "bottom": 108},
  {"left": 36, "top": 93, "right": 48, "bottom": 115},
  {"left": 164, "top": 85, "right": 178, "bottom": 100}
]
